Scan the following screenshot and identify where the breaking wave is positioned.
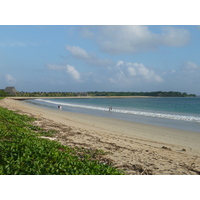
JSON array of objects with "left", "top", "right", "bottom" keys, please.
[{"left": 35, "top": 99, "right": 200, "bottom": 123}]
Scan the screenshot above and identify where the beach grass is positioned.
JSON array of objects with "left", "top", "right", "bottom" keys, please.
[{"left": 0, "top": 106, "right": 123, "bottom": 175}]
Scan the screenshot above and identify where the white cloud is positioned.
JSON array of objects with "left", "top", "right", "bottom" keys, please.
[
  {"left": 127, "top": 62, "right": 163, "bottom": 82},
  {"left": 136, "top": 63, "right": 163, "bottom": 82},
  {"left": 161, "top": 61, "right": 200, "bottom": 94},
  {"left": 127, "top": 67, "right": 136, "bottom": 76},
  {"left": 161, "top": 26, "right": 191, "bottom": 46},
  {"left": 5, "top": 74, "right": 16, "bottom": 84},
  {"left": 47, "top": 64, "right": 81, "bottom": 82},
  {"left": 66, "top": 45, "right": 113, "bottom": 67},
  {"left": 66, "top": 45, "right": 90, "bottom": 60},
  {"left": 99, "top": 26, "right": 157, "bottom": 54},
  {"left": 108, "top": 61, "right": 163, "bottom": 86},
  {"left": 66, "top": 65, "right": 80, "bottom": 82},
  {"left": 184, "top": 61, "right": 199, "bottom": 70},
  {"left": 83, "top": 26, "right": 190, "bottom": 54},
  {"left": 116, "top": 60, "right": 124, "bottom": 67}
]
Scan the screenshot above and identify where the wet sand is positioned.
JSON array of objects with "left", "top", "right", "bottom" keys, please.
[{"left": 1, "top": 97, "right": 200, "bottom": 175}]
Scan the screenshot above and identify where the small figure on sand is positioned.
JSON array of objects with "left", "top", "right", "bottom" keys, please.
[
  {"left": 109, "top": 107, "right": 112, "bottom": 111},
  {"left": 58, "top": 105, "right": 62, "bottom": 110}
]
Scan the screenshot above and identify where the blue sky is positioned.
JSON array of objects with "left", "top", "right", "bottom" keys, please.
[{"left": 0, "top": 25, "right": 200, "bottom": 94}]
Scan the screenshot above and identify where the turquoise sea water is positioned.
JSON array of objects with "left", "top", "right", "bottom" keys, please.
[{"left": 26, "top": 97, "right": 200, "bottom": 132}]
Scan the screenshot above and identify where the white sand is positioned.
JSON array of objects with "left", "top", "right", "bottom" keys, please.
[{"left": 1, "top": 97, "right": 200, "bottom": 175}]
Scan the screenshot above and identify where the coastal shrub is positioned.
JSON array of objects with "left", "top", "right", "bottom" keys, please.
[{"left": 0, "top": 107, "right": 123, "bottom": 175}]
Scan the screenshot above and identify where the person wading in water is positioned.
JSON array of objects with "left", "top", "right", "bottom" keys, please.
[{"left": 58, "top": 105, "right": 62, "bottom": 110}]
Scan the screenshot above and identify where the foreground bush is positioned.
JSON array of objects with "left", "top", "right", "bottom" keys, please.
[{"left": 0, "top": 107, "right": 123, "bottom": 175}]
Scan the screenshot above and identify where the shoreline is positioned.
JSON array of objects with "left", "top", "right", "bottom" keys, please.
[
  {"left": 9, "top": 95, "right": 198, "bottom": 101},
  {"left": 10, "top": 96, "right": 156, "bottom": 101},
  {"left": 23, "top": 96, "right": 200, "bottom": 133},
  {"left": 1, "top": 97, "right": 200, "bottom": 174}
]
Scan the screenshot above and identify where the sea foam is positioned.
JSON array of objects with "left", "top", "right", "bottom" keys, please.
[{"left": 35, "top": 99, "right": 200, "bottom": 123}]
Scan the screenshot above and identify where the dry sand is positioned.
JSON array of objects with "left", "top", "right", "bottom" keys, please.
[{"left": 1, "top": 97, "right": 200, "bottom": 175}]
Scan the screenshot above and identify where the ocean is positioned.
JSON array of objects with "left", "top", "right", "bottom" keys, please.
[{"left": 26, "top": 97, "right": 200, "bottom": 132}]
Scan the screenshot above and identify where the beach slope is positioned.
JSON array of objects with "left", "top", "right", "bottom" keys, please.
[{"left": 1, "top": 98, "right": 200, "bottom": 175}]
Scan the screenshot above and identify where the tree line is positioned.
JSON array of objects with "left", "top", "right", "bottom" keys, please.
[
  {"left": 0, "top": 90, "right": 196, "bottom": 97},
  {"left": 87, "top": 91, "right": 196, "bottom": 97},
  {"left": 0, "top": 90, "right": 8, "bottom": 97},
  {"left": 15, "top": 92, "right": 79, "bottom": 97}
]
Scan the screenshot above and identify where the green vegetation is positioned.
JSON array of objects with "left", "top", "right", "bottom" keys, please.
[
  {"left": 16, "top": 91, "right": 79, "bottom": 97},
  {"left": 0, "top": 90, "right": 7, "bottom": 97},
  {"left": 87, "top": 91, "right": 196, "bottom": 97},
  {"left": 0, "top": 106, "right": 123, "bottom": 175},
  {"left": 1, "top": 89, "right": 196, "bottom": 97},
  {"left": 14, "top": 91, "right": 196, "bottom": 97}
]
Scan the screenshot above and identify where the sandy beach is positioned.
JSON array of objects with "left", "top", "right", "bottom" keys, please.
[{"left": 1, "top": 97, "right": 200, "bottom": 175}]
